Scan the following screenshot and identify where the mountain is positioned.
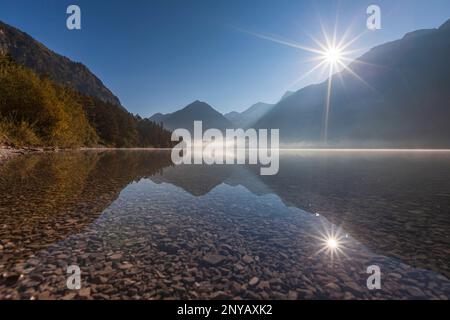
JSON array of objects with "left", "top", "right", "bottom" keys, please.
[
  {"left": 280, "top": 90, "right": 295, "bottom": 100},
  {"left": 149, "top": 113, "right": 165, "bottom": 124},
  {"left": 255, "top": 19, "right": 450, "bottom": 147},
  {"left": 0, "top": 21, "right": 173, "bottom": 148},
  {"left": 223, "top": 111, "right": 241, "bottom": 124},
  {"left": 225, "top": 102, "right": 274, "bottom": 129},
  {"left": 0, "top": 20, "right": 121, "bottom": 106},
  {"left": 150, "top": 100, "right": 234, "bottom": 132},
  {"left": 224, "top": 91, "right": 295, "bottom": 129}
]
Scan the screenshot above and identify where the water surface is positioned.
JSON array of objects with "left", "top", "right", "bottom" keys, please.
[{"left": 0, "top": 150, "right": 449, "bottom": 299}]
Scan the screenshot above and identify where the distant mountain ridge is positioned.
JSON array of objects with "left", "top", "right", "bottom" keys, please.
[
  {"left": 155, "top": 91, "right": 295, "bottom": 132},
  {"left": 224, "top": 91, "right": 295, "bottom": 129},
  {"left": 224, "top": 102, "right": 274, "bottom": 129},
  {"left": 254, "top": 18, "right": 450, "bottom": 147},
  {"left": 150, "top": 100, "right": 234, "bottom": 132},
  {"left": 0, "top": 20, "right": 121, "bottom": 106}
]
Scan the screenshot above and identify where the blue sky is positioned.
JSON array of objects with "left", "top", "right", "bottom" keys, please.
[{"left": 0, "top": 0, "right": 449, "bottom": 116}]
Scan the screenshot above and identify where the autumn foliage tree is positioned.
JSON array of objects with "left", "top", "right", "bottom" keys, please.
[
  {"left": 0, "top": 54, "right": 98, "bottom": 147},
  {"left": 0, "top": 53, "right": 173, "bottom": 148}
]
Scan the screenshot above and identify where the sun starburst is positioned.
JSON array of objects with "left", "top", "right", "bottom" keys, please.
[
  {"left": 310, "top": 221, "right": 350, "bottom": 263},
  {"left": 323, "top": 47, "right": 343, "bottom": 64},
  {"left": 237, "top": 20, "right": 370, "bottom": 143}
]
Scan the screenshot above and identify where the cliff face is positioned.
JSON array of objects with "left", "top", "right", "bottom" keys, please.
[{"left": 0, "top": 20, "right": 121, "bottom": 107}]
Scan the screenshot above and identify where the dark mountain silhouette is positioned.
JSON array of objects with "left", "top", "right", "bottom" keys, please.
[
  {"left": 255, "top": 19, "right": 450, "bottom": 147},
  {"left": 150, "top": 100, "right": 234, "bottom": 132},
  {"left": 0, "top": 20, "right": 121, "bottom": 106}
]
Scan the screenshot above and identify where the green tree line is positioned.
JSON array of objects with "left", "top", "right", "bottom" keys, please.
[{"left": 0, "top": 53, "right": 173, "bottom": 148}]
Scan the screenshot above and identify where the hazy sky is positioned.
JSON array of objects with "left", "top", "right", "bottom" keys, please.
[{"left": 0, "top": 0, "right": 449, "bottom": 116}]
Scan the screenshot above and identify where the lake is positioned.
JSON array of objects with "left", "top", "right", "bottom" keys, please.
[{"left": 0, "top": 150, "right": 449, "bottom": 299}]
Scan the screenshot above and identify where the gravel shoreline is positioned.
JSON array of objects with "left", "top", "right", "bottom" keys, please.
[
  {"left": 0, "top": 146, "right": 58, "bottom": 165},
  {"left": 0, "top": 147, "right": 24, "bottom": 164},
  {"left": 0, "top": 146, "right": 171, "bottom": 164}
]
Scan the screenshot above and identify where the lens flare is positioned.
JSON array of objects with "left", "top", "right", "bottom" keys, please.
[
  {"left": 311, "top": 221, "right": 350, "bottom": 263},
  {"left": 326, "top": 237, "right": 339, "bottom": 249},
  {"left": 238, "top": 19, "right": 372, "bottom": 144},
  {"left": 323, "top": 47, "right": 343, "bottom": 64}
]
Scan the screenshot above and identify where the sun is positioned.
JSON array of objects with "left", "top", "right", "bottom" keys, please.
[
  {"left": 239, "top": 21, "right": 370, "bottom": 143},
  {"left": 323, "top": 46, "right": 343, "bottom": 64},
  {"left": 326, "top": 237, "right": 339, "bottom": 249},
  {"left": 311, "top": 223, "right": 350, "bottom": 263}
]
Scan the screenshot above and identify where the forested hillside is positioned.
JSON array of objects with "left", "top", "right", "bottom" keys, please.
[{"left": 0, "top": 54, "right": 173, "bottom": 148}]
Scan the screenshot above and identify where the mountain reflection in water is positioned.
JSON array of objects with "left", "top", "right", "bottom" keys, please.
[{"left": 0, "top": 150, "right": 449, "bottom": 299}]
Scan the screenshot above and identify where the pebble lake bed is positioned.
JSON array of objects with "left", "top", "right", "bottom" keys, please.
[{"left": 0, "top": 150, "right": 449, "bottom": 299}]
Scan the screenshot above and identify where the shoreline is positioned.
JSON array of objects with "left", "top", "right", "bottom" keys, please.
[
  {"left": 2, "top": 145, "right": 450, "bottom": 161},
  {"left": 0, "top": 146, "right": 46, "bottom": 165},
  {"left": 2, "top": 144, "right": 450, "bottom": 166},
  {"left": 0, "top": 147, "right": 25, "bottom": 165},
  {"left": 0, "top": 146, "right": 173, "bottom": 165}
]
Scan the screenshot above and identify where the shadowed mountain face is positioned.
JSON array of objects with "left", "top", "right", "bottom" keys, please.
[
  {"left": 255, "top": 19, "right": 450, "bottom": 147},
  {"left": 0, "top": 21, "right": 121, "bottom": 107},
  {"left": 150, "top": 100, "right": 234, "bottom": 132}
]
